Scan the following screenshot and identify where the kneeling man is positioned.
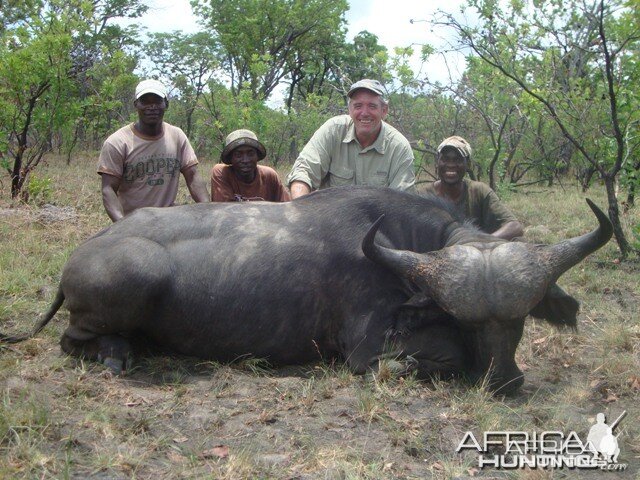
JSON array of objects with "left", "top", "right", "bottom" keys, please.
[
  {"left": 211, "top": 129, "right": 290, "bottom": 202},
  {"left": 426, "top": 136, "right": 523, "bottom": 240}
]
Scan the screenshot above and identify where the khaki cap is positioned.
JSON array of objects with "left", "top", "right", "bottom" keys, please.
[
  {"left": 437, "top": 136, "right": 472, "bottom": 159},
  {"left": 347, "top": 79, "right": 387, "bottom": 100},
  {"left": 221, "top": 129, "right": 267, "bottom": 164}
]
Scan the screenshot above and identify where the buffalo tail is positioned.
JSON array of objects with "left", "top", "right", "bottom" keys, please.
[{"left": 0, "top": 288, "right": 64, "bottom": 344}]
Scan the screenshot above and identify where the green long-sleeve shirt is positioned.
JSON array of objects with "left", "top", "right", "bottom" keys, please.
[{"left": 286, "top": 115, "right": 416, "bottom": 192}]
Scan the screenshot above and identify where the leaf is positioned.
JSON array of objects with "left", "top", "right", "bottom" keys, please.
[
  {"left": 166, "top": 450, "right": 185, "bottom": 463},
  {"left": 604, "top": 392, "right": 619, "bottom": 403},
  {"left": 200, "top": 445, "right": 229, "bottom": 459},
  {"left": 627, "top": 375, "right": 640, "bottom": 391},
  {"left": 467, "top": 467, "right": 480, "bottom": 476}
]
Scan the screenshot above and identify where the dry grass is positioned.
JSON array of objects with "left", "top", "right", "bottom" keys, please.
[{"left": 0, "top": 154, "right": 639, "bottom": 478}]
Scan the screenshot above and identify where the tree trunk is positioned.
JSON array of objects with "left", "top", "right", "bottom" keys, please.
[
  {"left": 580, "top": 166, "right": 596, "bottom": 192},
  {"left": 603, "top": 175, "right": 631, "bottom": 258},
  {"left": 625, "top": 159, "right": 639, "bottom": 210},
  {"left": 10, "top": 150, "right": 24, "bottom": 199},
  {"left": 488, "top": 152, "right": 499, "bottom": 191}
]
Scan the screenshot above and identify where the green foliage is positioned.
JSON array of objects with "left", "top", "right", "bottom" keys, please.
[
  {"left": 632, "top": 221, "right": 640, "bottom": 251},
  {"left": 183, "top": 81, "right": 339, "bottom": 164},
  {"left": 436, "top": 0, "right": 640, "bottom": 255},
  {"left": 494, "top": 180, "right": 517, "bottom": 200},
  {"left": 0, "top": 0, "right": 148, "bottom": 195},
  {"left": 192, "top": 0, "right": 348, "bottom": 102},
  {"left": 338, "top": 31, "right": 389, "bottom": 86},
  {"left": 145, "top": 31, "right": 220, "bottom": 138},
  {"left": 26, "top": 174, "right": 53, "bottom": 205}
]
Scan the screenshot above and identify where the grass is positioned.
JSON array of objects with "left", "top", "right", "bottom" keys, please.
[{"left": 0, "top": 154, "right": 638, "bottom": 478}]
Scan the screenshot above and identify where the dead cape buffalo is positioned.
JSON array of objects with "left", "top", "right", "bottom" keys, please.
[{"left": 2, "top": 186, "right": 612, "bottom": 394}]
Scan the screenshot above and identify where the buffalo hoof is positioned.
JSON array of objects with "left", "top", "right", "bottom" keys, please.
[
  {"left": 376, "top": 354, "right": 418, "bottom": 378},
  {"left": 493, "top": 375, "right": 524, "bottom": 396},
  {"left": 101, "top": 356, "right": 126, "bottom": 375}
]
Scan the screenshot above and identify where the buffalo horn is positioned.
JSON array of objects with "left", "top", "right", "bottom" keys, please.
[{"left": 542, "top": 199, "right": 613, "bottom": 282}]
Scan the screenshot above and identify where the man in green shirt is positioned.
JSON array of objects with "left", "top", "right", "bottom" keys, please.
[
  {"left": 424, "top": 135, "right": 524, "bottom": 240},
  {"left": 287, "top": 79, "right": 416, "bottom": 199}
]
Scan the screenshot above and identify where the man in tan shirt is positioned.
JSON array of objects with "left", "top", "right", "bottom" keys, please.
[
  {"left": 211, "top": 129, "right": 290, "bottom": 202},
  {"left": 286, "top": 79, "right": 416, "bottom": 199},
  {"left": 98, "top": 79, "right": 209, "bottom": 221}
]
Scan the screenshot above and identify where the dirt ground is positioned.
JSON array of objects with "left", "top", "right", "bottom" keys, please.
[
  {"left": 2, "top": 319, "right": 638, "bottom": 479},
  {"left": 1, "top": 179, "right": 639, "bottom": 479}
]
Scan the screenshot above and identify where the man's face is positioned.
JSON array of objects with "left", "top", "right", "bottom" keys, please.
[
  {"left": 135, "top": 93, "right": 167, "bottom": 126},
  {"left": 230, "top": 146, "right": 259, "bottom": 179},
  {"left": 437, "top": 147, "right": 467, "bottom": 185},
  {"left": 348, "top": 90, "right": 388, "bottom": 140}
]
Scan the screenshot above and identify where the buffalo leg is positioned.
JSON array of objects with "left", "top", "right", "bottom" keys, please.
[
  {"left": 397, "top": 323, "right": 468, "bottom": 380},
  {"left": 344, "top": 322, "right": 466, "bottom": 380},
  {"left": 60, "top": 328, "right": 132, "bottom": 375}
]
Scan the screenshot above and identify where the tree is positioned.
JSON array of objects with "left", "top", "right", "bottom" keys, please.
[
  {"left": 192, "top": 0, "right": 348, "bottom": 102},
  {"left": 434, "top": 0, "right": 640, "bottom": 257},
  {"left": 336, "top": 31, "right": 389, "bottom": 87},
  {"left": 146, "top": 31, "right": 220, "bottom": 137},
  {"left": 439, "top": 58, "right": 530, "bottom": 189},
  {"left": 0, "top": 9, "right": 74, "bottom": 198},
  {"left": 0, "top": 0, "right": 148, "bottom": 198}
]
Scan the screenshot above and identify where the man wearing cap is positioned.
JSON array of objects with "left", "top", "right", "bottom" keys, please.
[
  {"left": 98, "top": 78, "right": 209, "bottom": 222},
  {"left": 286, "top": 79, "right": 415, "bottom": 199},
  {"left": 425, "top": 135, "right": 524, "bottom": 240},
  {"left": 211, "top": 129, "right": 290, "bottom": 202}
]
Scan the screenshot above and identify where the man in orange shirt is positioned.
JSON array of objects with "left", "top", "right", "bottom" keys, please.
[{"left": 211, "top": 129, "right": 290, "bottom": 202}]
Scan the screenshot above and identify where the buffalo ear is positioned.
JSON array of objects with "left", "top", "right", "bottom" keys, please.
[
  {"left": 392, "top": 293, "right": 452, "bottom": 335},
  {"left": 529, "top": 283, "right": 579, "bottom": 330},
  {"left": 403, "top": 292, "right": 433, "bottom": 308}
]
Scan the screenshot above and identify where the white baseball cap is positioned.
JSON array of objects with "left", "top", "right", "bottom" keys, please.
[{"left": 135, "top": 79, "right": 167, "bottom": 100}]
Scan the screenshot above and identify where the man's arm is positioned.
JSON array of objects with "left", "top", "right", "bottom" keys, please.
[
  {"left": 290, "top": 181, "right": 311, "bottom": 199},
  {"left": 481, "top": 187, "right": 523, "bottom": 240},
  {"left": 183, "top": 165, "right": 209, "bottom": 203},
  {"left": 286, "top": 117, "right": 342, "bottom": 197},
  {"left": 100, "top": 173, "right": 124, "bottom": 222},
  {"left": 491, "top": 220, "right": 524, "bottom": 241}
]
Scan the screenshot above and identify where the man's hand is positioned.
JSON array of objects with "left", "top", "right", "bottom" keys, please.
[
  {"left": 101, "top": 173, "right": 124, "bottom": 222},
  {"left": 492, "top": 220, "right": 524, "bottom": 241}
]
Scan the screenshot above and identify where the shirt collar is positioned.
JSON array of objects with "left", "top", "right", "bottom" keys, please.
[{"left": 343, "top": 118, "right": 387, "bottom": 154}]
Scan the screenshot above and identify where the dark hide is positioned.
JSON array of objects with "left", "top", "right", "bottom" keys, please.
[{"left": 2, "top": 186, "right": 609, "bottom": 394}]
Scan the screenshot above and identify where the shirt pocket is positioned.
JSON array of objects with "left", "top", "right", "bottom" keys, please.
[
  {"left": 367, "top": 170, "right": 389, "bottom": 187},
  {"left": 328, "top": 165, "right": 354, "bottom": 187}
]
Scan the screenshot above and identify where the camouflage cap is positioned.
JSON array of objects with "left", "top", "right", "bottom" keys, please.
[
  {"left": 347, "top": 79, "right": 387, "bottom": 100},
  {"left": 221, "top": 129, "right": 267, "bottom": 164},
  {"left": 437, "top": 136, "right": 472, "bottom": 159}
]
